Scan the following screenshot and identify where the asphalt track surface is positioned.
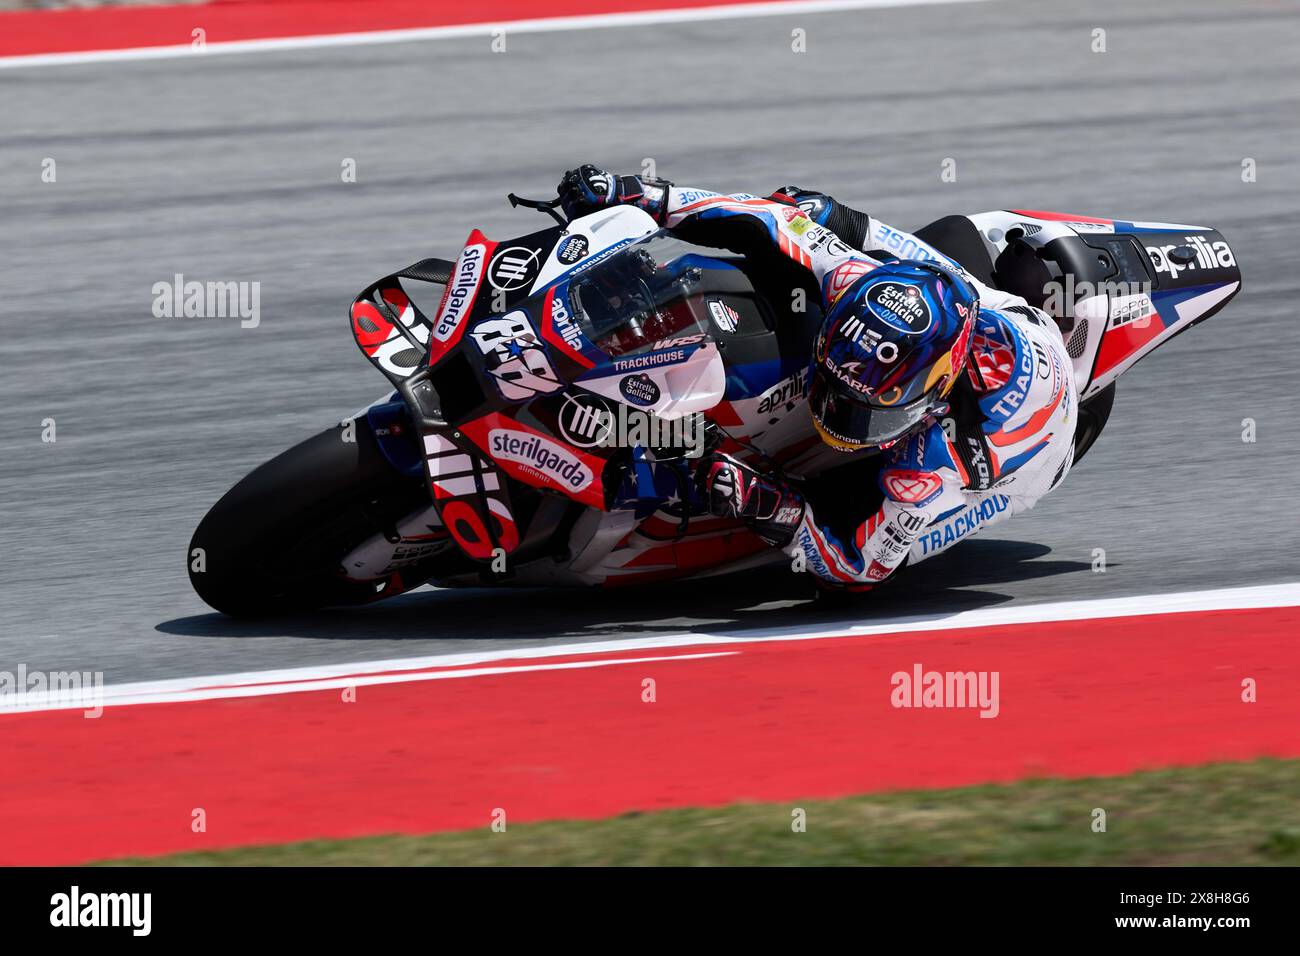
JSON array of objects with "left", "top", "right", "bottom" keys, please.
[{"left": 2, "top": 0, "right": 1298, "bottom": 684}]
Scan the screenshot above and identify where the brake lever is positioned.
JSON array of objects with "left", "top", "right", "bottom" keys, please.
[{"left": 507, "top": 192, "right": 568, "bottom": 227}]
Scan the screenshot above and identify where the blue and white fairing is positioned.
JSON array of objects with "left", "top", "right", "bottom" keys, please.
[
  {"left": 959, "top": 209, "right": 1242, "bottom": 397},
  {"left": 528, "top": 212, "right": 731, "bottom": 419}
]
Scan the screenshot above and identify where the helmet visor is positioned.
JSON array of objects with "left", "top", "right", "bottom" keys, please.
[{"left": 808, "top": 367, "right": 936, "bottom": 450}]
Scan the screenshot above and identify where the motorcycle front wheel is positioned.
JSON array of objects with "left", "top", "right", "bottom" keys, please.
[{"left": 187, "top": 420, "right": 430, "bottom": 617}]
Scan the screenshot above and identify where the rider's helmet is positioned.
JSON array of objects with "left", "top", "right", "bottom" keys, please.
[{"left": 808, "top": 258, "right": 979, "bottom": 452}]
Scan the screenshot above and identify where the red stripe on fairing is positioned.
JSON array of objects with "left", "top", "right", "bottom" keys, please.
[
  {"left": 4, "top": 605, "right": 1296, "bottom": 864},
  {"left": 350, "top": 301, "right": 394, "bottom": 353},
  {"left": 457, "top": 412, "right": 608, "bottom": 509},
  {"left": 1093, "top": 310, "right": 1169, "bottom": 378},
  {"left": 604, "top": 532, "right": 769, "bottom": 583},
  {"left": 705, "top": 401, "right": 745, "bottom": 427},
  {"left": 636, "top": 513, "right": 739, "bottom": 538},
  {"left": 1009, "top": 209, "right": 1114, "bottom": 225},
  {"left": 540, "top": 287, "right": 595, "bottom": 370}
]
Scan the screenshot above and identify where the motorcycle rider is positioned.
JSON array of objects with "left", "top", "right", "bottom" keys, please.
[{"left": 558, "top": 165, "right": 1077, "bottom": 591}]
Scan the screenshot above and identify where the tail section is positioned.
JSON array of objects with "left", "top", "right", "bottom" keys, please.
[{"left": 964, "top": 210, "right": 1242, "bottom": 398}]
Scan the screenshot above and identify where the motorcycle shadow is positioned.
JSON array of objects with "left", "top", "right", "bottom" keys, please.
[{"left": 156, "top": 539, "right": 1091, "bottom": 642}]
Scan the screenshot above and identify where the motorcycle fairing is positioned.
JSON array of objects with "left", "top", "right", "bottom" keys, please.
[
  {"left": 963, "top": 209, "right": 1241, "bottom": 399},
  {"left": 340, "top": 195, "right": 1247, "bottom": 590},
  {"left": 365, "top": 397, "right": 424, "bottom": 478},
  {"left": 540, "top": 286, "right": 598, "bottom": 370},
  {"left": 420, "top": 429, "right": 521, "bottom": 562},
  {"left": 457, "top": 411, "right": 608, "bottom": 510},
  {"left": 349, "top": 282, "right": 435, "bottom": 388},
  {"left": 575, "top": 339, "right": 727, "bottom": 420},
  {"left": 428, "top": 231, "right": 495, "bottom": 367},
  {"left": 349, "top": 231, "right": 550, "bottom": 566},
  {"left": 529, "top": 205, "right": 659, "bottom": 291}
]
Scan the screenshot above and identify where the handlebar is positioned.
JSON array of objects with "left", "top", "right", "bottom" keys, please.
[{"left": 506, "top": 192, "right": 567, "bottom": 226}]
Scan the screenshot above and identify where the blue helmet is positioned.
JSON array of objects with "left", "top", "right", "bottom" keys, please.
[{"left": 808, "top": 258, "right": 979, "bottom": 452}]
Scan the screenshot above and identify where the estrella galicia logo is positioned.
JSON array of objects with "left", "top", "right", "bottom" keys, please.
[
  {"left": 864, "top": 281, "right": 932, "bottom": 335},
  {"left": 488, "top": 246, "right": 543, "bottom": 292},
  {"left": 557, "top": 235, "right": 589, "bottom": 265},
  {"left": 619, "top": 373, "right": 660, "bottom": 407}
]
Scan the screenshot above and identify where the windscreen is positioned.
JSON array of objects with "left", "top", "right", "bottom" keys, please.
[{"left": 568, "top": 234, "right": 708, "bottom": 356}]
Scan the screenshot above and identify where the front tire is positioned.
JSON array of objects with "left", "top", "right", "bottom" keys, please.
[{"left": 188, "top": 421, "right": 428, "bottom": 617}]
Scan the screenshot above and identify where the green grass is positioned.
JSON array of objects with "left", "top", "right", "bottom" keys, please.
[{"left": 102, "top": 758, "right": 1300, "bottom": 866}]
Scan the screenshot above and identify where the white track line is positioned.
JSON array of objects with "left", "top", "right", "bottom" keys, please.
[
  {"left": 1, "top": 651, "right": 736, "bottom": 714},
  {"left": 3, "top": 582, "right": 1297, "bottom": 714},
  {"left": 0, "top": 0, "right": 989, "bottom": 70}
]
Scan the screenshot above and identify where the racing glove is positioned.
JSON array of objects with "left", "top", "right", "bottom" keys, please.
[
  {"left": 696, "top": 452, "right": 805, "bottom": 547},
  {"left": 770, "top": 185, "right": 873, "bottom": 251},
  {"left": 557, "top": 164, "right": 673, "bottom": 223}
]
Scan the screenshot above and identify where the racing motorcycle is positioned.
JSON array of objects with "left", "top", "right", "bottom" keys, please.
[{"left": 188, "top": 191, "right": 1241, "bottom": 616}]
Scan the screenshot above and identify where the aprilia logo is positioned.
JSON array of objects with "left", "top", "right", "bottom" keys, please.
[
  {"left": 756, "top": 368, "right": 808, "bottom": 415},
  {"left": 551, "top": 295, "right": 584, "bottom": 351},
  {"left": 1145, "top": 235, "right": 1235, "bottom": 278}
]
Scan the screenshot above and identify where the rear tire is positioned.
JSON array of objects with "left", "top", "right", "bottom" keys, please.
[
  {"left": 188, "top": 421, "right": 429, "bottom": 617},
  {"left": 1072, "top": 383, "right": 1116, "bottom": 465}
]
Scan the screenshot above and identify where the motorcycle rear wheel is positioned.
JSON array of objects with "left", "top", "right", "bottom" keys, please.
[
  {"left": 1072, "top": 383, "right": 1116, "bottom": 465},
  {"left": 187, "top": 421, "right": 429, "bottom": 617}
]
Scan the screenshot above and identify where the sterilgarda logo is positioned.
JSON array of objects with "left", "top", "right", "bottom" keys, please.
[
  {"left": 488, "top": 428, "right": 594, "bottom": 492},
  {"left": 864, "top": 281, "right": 932, "bottom": 334},
  {"left": 434, "top": 243, "right": 486, "bottom": 341},
  {"left": 1145, "top": 235, "right": 1236, "bottom": 278}
]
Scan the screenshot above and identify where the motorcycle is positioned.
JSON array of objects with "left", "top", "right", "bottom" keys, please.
[{"left": 188, "top": 190, "right": 1241, "bottom": 616}]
